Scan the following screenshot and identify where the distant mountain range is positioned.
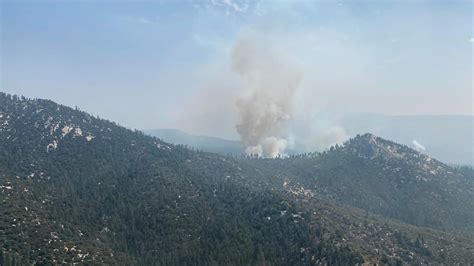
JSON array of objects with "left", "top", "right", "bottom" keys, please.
[
  {"left": 145, "top": 129, "right": 242, "bottom": 155},
  {"left": 1, "top": 92, "right": 473, "bottom": 265},
  {"left": 146, "top": 114, "right": 473, "bottom": 166}
]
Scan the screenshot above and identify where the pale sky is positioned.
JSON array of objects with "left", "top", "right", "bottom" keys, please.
[{"left": 1, "top": 0, "right": 473, "bottom": 139}]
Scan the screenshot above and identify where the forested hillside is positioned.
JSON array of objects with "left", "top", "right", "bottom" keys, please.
[
  {"left": 1, "top": 93, "right": 473, "bottom": 265},
  {"left": 244, "top": 134, "right": 474, "bottom": 234}
]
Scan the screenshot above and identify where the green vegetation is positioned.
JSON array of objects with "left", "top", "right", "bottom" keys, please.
[
  {"left": 243, "top": 134, "right": 474, "bottom": 234},
  {"left": 1, "top": 92, "right": 473, "bottom": 265}
]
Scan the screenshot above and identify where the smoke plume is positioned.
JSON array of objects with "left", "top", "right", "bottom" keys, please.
[
  {"left": 232, "top": 37, "right": 303, "bottom": 157},
  {"left": 412, "top": 140, "right": 426, "bottom": 152},
  {"left": 313, "top": 126, "right": 349, "bottom": 151}
]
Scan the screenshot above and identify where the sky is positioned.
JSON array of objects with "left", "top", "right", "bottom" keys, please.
[{"left": 1, "top": 0, "right": 473, "bottom": 140}]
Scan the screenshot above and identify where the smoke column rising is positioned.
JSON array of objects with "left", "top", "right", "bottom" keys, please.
[
  {"left": 232, "top": 38, "right": 303, "bottom": 157},
  {"left": 412, "top": 140, "right": 426, "bottom": 152}
]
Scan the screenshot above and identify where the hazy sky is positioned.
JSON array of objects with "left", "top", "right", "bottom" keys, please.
[{"left": 1, "top": 0, "right": 472, "bottom": 139}]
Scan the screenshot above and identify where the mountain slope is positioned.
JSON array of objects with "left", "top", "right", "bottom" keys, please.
[
  {"left": 1, "top": 93, "right": 473, "bottom": 265},
  {"left": 340, "top": 113, "right": 474, "bottom": 165},
  {"left": 244, "top": 133, "right": 474, "bottom": 234},
  {"left": 145, "top": 113, "right": 474, "bottom": 166},
  {"left": 0, "top": 93, "right": 362, "bottom": 264}
]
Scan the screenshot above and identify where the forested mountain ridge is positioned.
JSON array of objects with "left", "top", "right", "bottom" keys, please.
[
  {"left": 144, "top": 114, "right": 474, "bottom": 166},
  {"left": 1, "top": 92, "right": 473, "bottom": 265},
  {"left": 244, "top": 133, "right": 474, "bottom": 234}
]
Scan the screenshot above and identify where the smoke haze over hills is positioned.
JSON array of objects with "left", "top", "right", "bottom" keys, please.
[
  {"left": 2, "top": 1, "right": 474, "bottom": 264},
  {"left": 232, "top": 37, "right": 303, "bottom": 157},
  {"left": 147, "top": 113, "right": 473, "bottom": 166}
]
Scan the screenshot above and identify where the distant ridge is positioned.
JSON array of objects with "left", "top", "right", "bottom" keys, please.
[
  {"left": 146, "top": 113, "right": 474, "bottom": 166},
  {"left": 145, "top": 128, "right": 242, "bottom": 155},
  {"left": 341, "top": 113, "right": 474, "bottom": 165}
]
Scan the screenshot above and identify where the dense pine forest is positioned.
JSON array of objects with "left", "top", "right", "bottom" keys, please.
[{"left": 1, "top": 92, "right": 474, "bottom": 265}]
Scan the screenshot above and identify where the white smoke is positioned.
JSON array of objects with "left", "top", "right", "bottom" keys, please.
[
  {"left": 314, "top": 126, "right": 349, "bottom": 150},
  {"left": 412, "top": 140, "right": 426, "bottom": 152},
  {"left": 244, "top": 137, "right": 288, "bottom": 158},
  {"left": 232, "top": 37, "right": 303, "bottom": 158},
  {"left": 287, "top": 110, "right": 350, "bottom": 152}
]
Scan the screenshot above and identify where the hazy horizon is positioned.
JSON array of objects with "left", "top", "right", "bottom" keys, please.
[
  {"left": 2, "top": 2, "right": 474, "bottom": 264},
  {"left": 2, "top": 0, "right": 473, "bottom": 151}
]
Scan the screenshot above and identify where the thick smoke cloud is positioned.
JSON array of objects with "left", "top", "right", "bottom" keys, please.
[{"left": 232, "top": 38, "right": 303, "bottom": 157}]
